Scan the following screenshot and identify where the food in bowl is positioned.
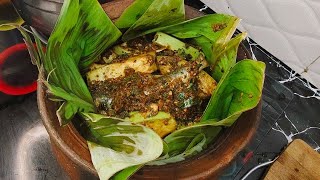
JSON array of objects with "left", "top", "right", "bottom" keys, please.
[
  {"left": 87, "top": 33, "right": 216, "bottom": 137},
  {"left": 9, "top": 0, "right": 265, "bottom": 179}
]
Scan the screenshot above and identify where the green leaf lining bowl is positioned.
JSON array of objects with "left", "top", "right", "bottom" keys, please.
[{"left": 38, "top": 0, "right": 262, "bottom": 179}]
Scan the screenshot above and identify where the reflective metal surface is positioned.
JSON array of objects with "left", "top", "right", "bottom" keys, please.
[
  {"left": 0, "top": 94, "right": 68, "bottom": 180},
  {"left": 11, "top": 0, "right": 111, "bottom": 35}
]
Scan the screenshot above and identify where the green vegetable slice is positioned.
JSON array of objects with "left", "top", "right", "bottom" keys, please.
[
  {"left": 126, "top": 111, "right": 172, "bottom": 123},
  {"left": 122, "top": 0, "right": 185, "bottom": 41},
  {"left": 153, "top": 32, "right": 201, "bottom": 60},
  {"left": 44, "top": 0, "right": 121, "bottom": 125}
]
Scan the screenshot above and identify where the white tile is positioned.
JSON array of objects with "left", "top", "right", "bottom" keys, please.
[
  {"left": 264, "top": 0, "right": 320, "bottom": 37},
  {"left": 309, "top": 57, "right": 320, "bottom": 74},
  {"left": 301, "top": 71, "right": 320, "bottom": 88},
  {"left": 286, "top": 34, "right": 320, "bottom": 67},
  {"left": 243, "top": 23, "right": 305, "bottom": 69},
  {"left": 201, "top": 0, "right": 320, "bottom": 87}
]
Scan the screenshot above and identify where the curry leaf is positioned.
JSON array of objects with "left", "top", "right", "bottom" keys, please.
[
  {"left": 122, "top": 0, "right": 185, "bottom": 41},
  {"left": 202, "top": 59, "right": 266, "bottom": 121},
  {"left": 82, "top": 113, "right": 163, "bottom": 180},
  {"left": 44, "top": 0, "right": 122, "bottom": 124}
]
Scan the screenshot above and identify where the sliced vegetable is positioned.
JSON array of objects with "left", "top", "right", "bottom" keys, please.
[
  {"left": 154, "top": 14, "right": 239, "bottom": 65},
  {"left": 153, "top": 32, "right": 201, "bottom": 60},
  {"left": 126, "top": 111, "right": 172, "bottom": 123},
  {"left": 82, "top": 113, "right": 163, "bottom": 180},
  {"left": 87, "top": 52, "right": 157, "bottom": 81},
  {"left": 112, "top": 45, "right": 132, "bottom": 56},
  {"left": 198, "top": 71, "right": 217, "bottom": 98},
  {"left": 156, "top": 56, "right": 215, "bottom": 98},
  {"left": 142, "top": 118, "right": 177, "bottom": 138},
  {"left": 125, "top": 111, "right": 177, "bottom": 138}
]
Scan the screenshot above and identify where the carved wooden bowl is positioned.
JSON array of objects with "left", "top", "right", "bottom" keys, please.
[{"left": 38, "top": 1, "right": 261, "bottom": 179}]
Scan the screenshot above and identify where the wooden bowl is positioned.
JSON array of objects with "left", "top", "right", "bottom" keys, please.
[{"left": 38, "top": 1, "right": 261, "bottom": 179}]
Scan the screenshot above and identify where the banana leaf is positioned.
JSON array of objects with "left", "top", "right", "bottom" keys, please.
[
  {"left": 211, "top": 32, "right": 247, "bottom": 81},
  {"left": 121, "top": 0, "right": 185, "bottom": 41},
  {"left": 121, "top": 14, "right": 239, "bottom": 66},
  {"left": 44, "top": 0, "right": 122, "bottom": 125},
  {"left": 150, "top": 128, "right": 221, "bottom": 165},
  {"left": 115, "top": 0, "right": 155, "bottom": 29},
  {"left": 202, "top": 59, "right": 265, "bottom": 121},
  {"left": 141, "top": 14, "right": 238, "bottom": 41},
  {"left": 81, "top": 113, "right": 163, "bottom": 180}
]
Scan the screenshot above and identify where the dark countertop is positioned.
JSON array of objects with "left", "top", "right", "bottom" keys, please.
[{"left": 1, "top": 1, "right": 319, "bottom": 180}]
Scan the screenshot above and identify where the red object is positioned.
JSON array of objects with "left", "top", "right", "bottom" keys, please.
[
  {"left": 0, "top": 43, "right": 37, "bottom": 95},
  {"left": 242, "top": 151, "right": 254, "bottom": 164}
]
